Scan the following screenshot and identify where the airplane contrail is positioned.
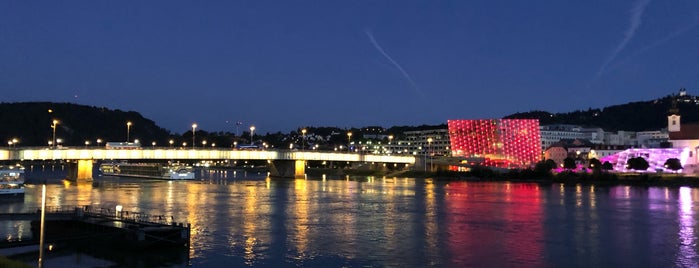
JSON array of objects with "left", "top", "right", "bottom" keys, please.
[
  {"left": 596, "top": 0, "right": 652, "bottom": 78},
  {"left": 366, "top": 31, "right": 424, "bottom": 97},
  {"left": 607, "top": 19, "right": 699, "bottom": 72}
]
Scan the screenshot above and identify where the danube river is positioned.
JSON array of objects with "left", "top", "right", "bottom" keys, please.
[{"left": 2, "top": 167, "right": 699, "bottom": 267}]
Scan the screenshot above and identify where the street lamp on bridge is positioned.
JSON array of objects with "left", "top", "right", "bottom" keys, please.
[
  {"left": 250, "top": 126, "right": 255, "bottom": 146},
  {"left": 301, "top": 128, "right": 307, "bottom": 151},
  {"left": 51, "top": 120, "right": 59, "bottom": 149},
  {"left": 347, "top": 132, "right": 352, "bottom": 153},
  {"left": 192, "top": 123, "right": 197, "bottom": 149},
  {"left": 126, "top": 122, "right": 132, "bottom": 142}
]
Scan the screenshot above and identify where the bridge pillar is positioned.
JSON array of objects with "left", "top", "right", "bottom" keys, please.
[
  {"left": 66, "top": 160, "right": 94, "bottom": 181},
  {"left": 269, "top": 160, "right": 305, "bottom": 178}
]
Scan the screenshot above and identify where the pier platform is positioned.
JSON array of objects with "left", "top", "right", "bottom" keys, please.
[{"left": 0, "top": 206, "right": 190, "bottom": 249}]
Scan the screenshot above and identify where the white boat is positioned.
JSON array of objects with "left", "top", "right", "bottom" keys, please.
[
  {"left": 0, "top": 165, "right": 25, "bottom": 195},
  {"left": 99, "top": 162, "right": 195, "bottom": 180}
]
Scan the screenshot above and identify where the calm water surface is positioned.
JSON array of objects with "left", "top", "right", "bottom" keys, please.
[{"left": 2, "top": 167, "right": 699, "bottom": 267}]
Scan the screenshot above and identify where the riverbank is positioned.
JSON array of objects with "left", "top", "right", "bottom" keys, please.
[{"left": 304, "top": 167, "right": 699, "bottom": 188}]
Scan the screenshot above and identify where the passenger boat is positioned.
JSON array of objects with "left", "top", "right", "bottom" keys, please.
[
  {"left": 0, "top": 165, "right": 25, "bottom": 196},
  {"left": 99, "top": 162, "right": 195, "bottom": 180}
]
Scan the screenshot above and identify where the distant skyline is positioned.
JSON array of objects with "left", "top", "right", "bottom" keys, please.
[{"left": 2, "top": 1, "right": 699, "bottom": 134}]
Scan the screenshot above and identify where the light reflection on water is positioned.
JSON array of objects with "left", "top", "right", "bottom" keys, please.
[{"left": 1, "top": 167, "right": 699, "bottom": 267}]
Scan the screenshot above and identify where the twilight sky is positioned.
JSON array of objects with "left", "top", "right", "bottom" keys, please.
[{"left": 1, "top": 1, "right": 699, "bottom": 134}]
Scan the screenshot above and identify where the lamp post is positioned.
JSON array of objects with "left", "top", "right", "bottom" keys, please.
[
  {"left": 169, "top": 139, "right": 174, "bottom": 148},
  {"left": 126, "top": 122, "right": 132, "bottom": 142},
  {"left": 152, "top": 141, "right": 156, "bottom": 148},
  {"left": 51, "top": 120, "right": 58, "bottom": 149},
  {"left": 388, "top": 135, "right": 393, "bottom": 155},
  {"left": 250, "top": 126, "right": 255, "bottom": 146},
  {"left": 347, "top": 132, "right": 352, "bottom": 153},
  {"left": 202, "top": 140, "right": 207, "bottom": 148},
  {"left": 427, "top": 137, "right": 433, "bottom": 172},
  {"left": 192, "top": 123, "right": 197, "bottom": 149},
  {"left": 84, "top": 141, "right": 90, "bottom": 148},
  {"left": 97, "top": 138, "right": 102, "bottom": 148},
  {"left": 301, "top": 128, "right": 307, "bottom": 151}
]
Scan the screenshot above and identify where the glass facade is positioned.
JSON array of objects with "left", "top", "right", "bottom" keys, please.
[{"left": 448, "top": 119, "right": 541, "bottom": 168}]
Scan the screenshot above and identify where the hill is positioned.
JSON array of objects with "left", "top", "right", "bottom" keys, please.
[
  {"left": 0, "top": 102, "right": 172, "bottom": 147},
  {"left": 504, "top": 92, "right": 699, "bottom": 132}
]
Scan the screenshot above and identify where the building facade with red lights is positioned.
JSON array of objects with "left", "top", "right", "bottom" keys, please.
[{"left": 447, "top": 119, "right": 541, "bottom": 168}]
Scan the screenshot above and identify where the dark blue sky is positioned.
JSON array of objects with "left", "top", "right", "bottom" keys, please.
[{"left": 2, "top": 1, "right": 698, "bottom": 134}]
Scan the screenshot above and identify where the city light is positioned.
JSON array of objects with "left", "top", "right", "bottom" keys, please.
[
  {"left": 250, "top": 126, "right": 255, "bottom": 145},
  {"left": 192, "top": 123, "right": 198, "bottom": 149},
  {"left": 126, "top": 121, "right": 132, "bottom": 142}
]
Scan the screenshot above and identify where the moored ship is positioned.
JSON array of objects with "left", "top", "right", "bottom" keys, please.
[
  {"left": 99, "top": 162, "right": 195, "bottom": 180},
  {"left": 0, "top": 165, "right": 25, "bottom": 196}
]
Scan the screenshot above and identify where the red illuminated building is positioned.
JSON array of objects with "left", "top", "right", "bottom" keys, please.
[{"left": 447, "top": 119, "right": 541, "bottom": 168}]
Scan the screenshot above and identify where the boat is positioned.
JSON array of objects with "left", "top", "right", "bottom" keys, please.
[
  {"left": 99, "top": 162, "right": 195, "bottom": 180},
  {"left": 0, "top": 165, "right": 25, "bottom": 196}
]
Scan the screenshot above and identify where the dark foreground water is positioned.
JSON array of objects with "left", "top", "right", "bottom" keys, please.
[{"left": 2, "top": 167, "right": 699, "bottom": 267}]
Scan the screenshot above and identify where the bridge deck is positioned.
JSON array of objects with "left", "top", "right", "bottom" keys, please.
[{"left": 0, "top": 148, "right": 416, "bottom": 164}]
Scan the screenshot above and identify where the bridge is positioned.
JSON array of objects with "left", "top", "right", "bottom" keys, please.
[{"left": 0, "top": 148, "right": 417, "bottom": 179}]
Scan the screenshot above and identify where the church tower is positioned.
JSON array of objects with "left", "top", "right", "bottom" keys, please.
[{"left": 668, "top": 98, "right": 681, "bottom": 132}]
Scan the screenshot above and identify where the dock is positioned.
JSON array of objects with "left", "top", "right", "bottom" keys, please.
[{"left": 0, "top": 206, "right": 190, "bottom": 250}]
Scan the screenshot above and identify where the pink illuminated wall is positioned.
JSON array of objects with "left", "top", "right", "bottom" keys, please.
[
  {"left": 599, "top": 148, "right": 689, "bottom": 173},
  {"left": 447, "top": 119, "right": 541, "bottom": 168}
]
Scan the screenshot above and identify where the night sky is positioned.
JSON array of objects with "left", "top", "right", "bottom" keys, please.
[{"left": 2, "top": 1, "right": 698, "bottom": 134}]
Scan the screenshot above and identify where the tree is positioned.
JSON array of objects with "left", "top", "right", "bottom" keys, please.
[
  {"left": 545, "top": 159, "right": 557, "bottom": 170},
  {"left": 588, "top": 158, "right": 602, "bottom": 169},
  {"left": 664, "top": 158, "right": 683, "bottom": 173},
  {"left": 602, "top": 161, "right": 614, "bottom": 171},
  {"left": 626, "top": 157, "right": 649, "bottom": 171},
  {"left": 534, "top": 160, "right": 555, "bottom": 174},
  {"left": 563, "top": 157, "right": 577, "bottom": 170}
]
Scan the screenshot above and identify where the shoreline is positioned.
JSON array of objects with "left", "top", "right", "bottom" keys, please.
[{"left": 307, "top": 168, "right": 699, "bottom": 188}]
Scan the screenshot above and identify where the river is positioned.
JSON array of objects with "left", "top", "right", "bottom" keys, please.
[{"left": 1, "top": 167, "right": 699, "bottom": 267}]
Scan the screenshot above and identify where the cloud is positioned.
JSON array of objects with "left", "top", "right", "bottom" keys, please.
[
  {"left": 596, "top": 0, "right": 652, "bottom": 78},
  {"left": 366, "top": 30, "right": 424, "bottom": 97}
]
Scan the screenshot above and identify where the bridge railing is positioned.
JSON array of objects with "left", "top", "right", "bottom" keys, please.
[
  {"left": 17, "top": 206, "right": 179, "bottom": 225},
  {"left": 4, "top": 148, "right": 416, "bottom": 164}
]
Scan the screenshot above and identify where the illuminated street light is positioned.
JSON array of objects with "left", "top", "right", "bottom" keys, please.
[
  {"left": 427, "top": 137, "right": 434, "bottom": 172},
  {"left": 51, "top": 120, "right": 59, "bottom": 149},
  {"left": 202, "top": 140, "right": 207, "bottom": 147},
  {"left": 250, "top": 126, "right": 255, "bottom": 146},
  {"left": 388, "top": 135, "right": 394, "bottom": 155},
  {"left": 96, "top": 138, "right": 102, "bottom": 147},
  {"left": 9, "top": 138, "right": 18, "bottom": 148},
  {"left": 169, "top": 139, "right": 174, "bottom": 148},
  {"left": 152, "top": 141, "right": 156, "bottom": 148},
  {"left": 347, "top": 132, "right": 352, "bottom": 153},
  {"left": 192, "top": 123, "right": 197, "bottom": 149},
  {"left": 84, "top": 140, "right": 90, "bottom": 148},
  {"left": 126, "top": 121, "right": 132, "bottom": 142},
  {"left": 301, "top": 128, "right": 307, "bottom": 151}
]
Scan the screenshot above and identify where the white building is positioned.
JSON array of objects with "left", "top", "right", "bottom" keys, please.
[
  {"left": 388, "top": 128, "right": 450, "bottom": 156},
  {"left": 539, "top": 125, "right": 587, "bottom": 152}
]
